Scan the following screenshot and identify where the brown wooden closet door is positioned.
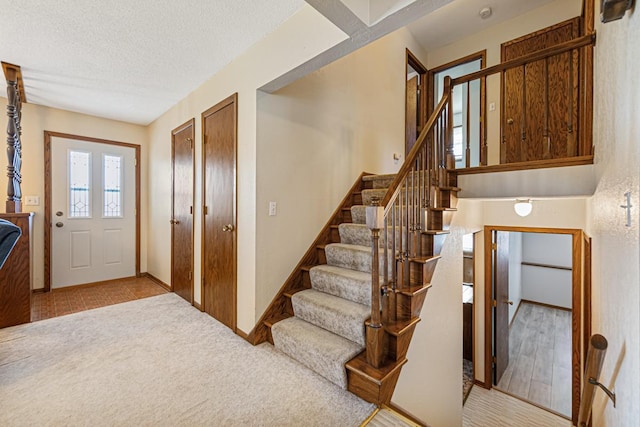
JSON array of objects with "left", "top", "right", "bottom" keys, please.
[
  {"left": 501, "top": 18, "right": 579, "bottom": 163},
  {"left": 202, "top": 94, "right": 237, "bottom": 331},
  {"left": 171, "top": 119, "right": 194, "bottom": 303}
]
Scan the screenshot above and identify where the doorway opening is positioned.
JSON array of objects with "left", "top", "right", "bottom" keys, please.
[
  {"left": 484, "top": 226, "right": 590, "bottom": 424},
  {"left": 462, "top": 232, "right": 476, "bottom": 404},
  {"left": 429, "top": 51, "right": 486, "bottom": 168},
  {"left": 405, "top": 49, "right": 427, "bottom": 155},
  {"left": 44, "top": 132, "right": 141, "bottom": 291}
]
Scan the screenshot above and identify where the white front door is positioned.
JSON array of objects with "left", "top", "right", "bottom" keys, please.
[{"left": 51, "top": 137, "right": 136, "bottom": 289}]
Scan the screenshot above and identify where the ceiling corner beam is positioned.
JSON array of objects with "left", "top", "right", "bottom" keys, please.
[
  {"left": 2, "top": 62, "right": 27, "bottom": 103},
  {"left": 305, "top": 0, "right": 369, "bottom": 36}
]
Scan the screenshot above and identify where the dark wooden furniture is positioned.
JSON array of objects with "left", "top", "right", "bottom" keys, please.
[
  {"left": 463, "top": 302, "right": 473, "bottom": 361},
  {"left": 0, "top": 212, "right": 33, "bottom": 328}
]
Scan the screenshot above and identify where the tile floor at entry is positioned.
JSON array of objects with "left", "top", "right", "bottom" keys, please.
[
  {"left": 31, "top": 277, "right": 168, "bottom": 321},
  {"left": 497, "top": 301, "right": 572, "bottom": 417}
]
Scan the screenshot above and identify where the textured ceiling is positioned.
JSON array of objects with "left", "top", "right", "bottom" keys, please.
[
  {"left": 0, "top": 0, "right": 304, "bottom": 125},
  {"left": 407, "top": 0, "right": 560, "bottom": 51}
]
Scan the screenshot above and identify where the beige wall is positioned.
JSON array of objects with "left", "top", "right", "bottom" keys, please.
[
  {"left": 588, "top": 3, "right": 639, "bottom": 425},
  {"left": 1, "top": 99, "right": 148, "bottom": 290},
  {"left": 425, "top": 0, "right": 582, "bottom": 165},
  {"left": 255, "top": 27, "right": 426, "bottom": 321},
  {"left": 393, "top": 198, "right": 483, "bottom": 425},
  {"left": 146, "top": 5, "right": 347, "bottom": 333}
]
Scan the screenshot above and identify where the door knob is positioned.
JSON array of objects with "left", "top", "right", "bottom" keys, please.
[
  {"left": 55, "top": 222, "right": 64, "bottom": 228},
  {"left": 222, "top": 224, "right": 235, "bottom": 232},
  {"left": 55, "top": 211, "right": 63, "bottom": 217},
  {"left": 503, "top": 300, "right": 513, "bottom": 305},
  {"left": 170, "top": 219, "right": 180, "bottom": 225},
  {"left": 507, "top": 118, "right": 514, "bottom": 125}
]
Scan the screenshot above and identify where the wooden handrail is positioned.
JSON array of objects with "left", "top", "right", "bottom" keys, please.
[
  {"left": 578, "top": 334, "right": 615, "bottom": 426},
  {"left": 452, "top": 33, "right": 596, "bottom": 86},
  {"left": 381, "top": 77, "right": 452, "bottom": 211},
  {"left": 521, "top": 261, "right": 572, "bottom": 271}
]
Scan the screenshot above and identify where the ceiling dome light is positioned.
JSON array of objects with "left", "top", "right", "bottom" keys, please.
[
  {"left": 479, "top": 7, "right": 492, "bottom": 19},
  {"left": 514, "top": 199, "right": 533, "bottom": 217}
]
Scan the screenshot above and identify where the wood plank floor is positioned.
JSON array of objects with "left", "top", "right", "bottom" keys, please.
[
  {"left": 31, "top": 277, "right": 168, "bottom": 321},
  {"left": 463, "top": 386, "right": 571, "bottom": 426},
  {"left": 496, "top": 302, "right": 572, "bottom": 417}
]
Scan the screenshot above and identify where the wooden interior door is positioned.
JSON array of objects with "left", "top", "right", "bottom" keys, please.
[
  {"left": 406, "top": 75, "right": 418, "bottom": 154},
  {"left": 493, "top": 230, "right": 510, "bottom": 384},
  {"left": 171, "top": 119, "right": 195, "bottom": 303},
  {"left": 501, "top": 18, "right": 580, "bottom": 163},
  {"left": 202, "top": 94, "right": 237, "bottom": 331}
]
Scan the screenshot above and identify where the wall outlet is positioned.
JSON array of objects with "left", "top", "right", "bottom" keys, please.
[
  {"left": 269, "top": 201, "right": 277, "bottom": 216},
  {"left": 489, "top": 102, "right": 496, "bottom": 112},
  {"left": 24, "top": 195, "right": 40, "bottom": 206}
]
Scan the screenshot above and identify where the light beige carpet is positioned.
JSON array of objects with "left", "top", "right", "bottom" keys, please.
[{"left": 0, "top": 293, "right": 375, "bottom": 426}]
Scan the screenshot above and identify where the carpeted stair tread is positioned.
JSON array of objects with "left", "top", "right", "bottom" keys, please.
[
  {"left": 310, "top": 264, "right": 373, "bottom": 306},
  {"left": 339, "top": 223, "right": 403, "bottom": 248},
  {"left": 350, "top": 205, "right": 412, "bottom": 227},
  {"left": 351, "top": 205, "right": 367, "bottom": 224},
  {"left": 363, "top": 174, "right": 395, "bottom": 189},
  {"left": 292, "top": 289, "right": 369, "bottom": 345},
  {"left": 325, "top": 243, "right": 387, "bottom": 274},
  {"left": 339, "top": 223, "right": 373, "bottom": 246},
  {"left": 362, "top": 173, "right": 395, "bottom": 182},
  {"left": 362, "top": 189, "right": 387, "bottom": 205},
  {"left": 271, "top": 317, "right": 364, "bottom": 389}
]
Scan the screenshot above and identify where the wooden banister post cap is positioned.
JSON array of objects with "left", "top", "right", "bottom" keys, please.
[{"left": 366, "top": 200, "right": 384, "bottom": 230}]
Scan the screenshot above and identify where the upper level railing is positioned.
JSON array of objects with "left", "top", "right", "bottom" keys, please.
[{"left": 450, "top": 33, "right": 596, "bottom": 170}]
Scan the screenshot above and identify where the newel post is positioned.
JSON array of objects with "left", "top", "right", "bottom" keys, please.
[
  {"left": 365, "top": 200, "right": 386, "bottom": 368},
  {"left": 5, "top": 66, "right": 22, "bottom": 213}
]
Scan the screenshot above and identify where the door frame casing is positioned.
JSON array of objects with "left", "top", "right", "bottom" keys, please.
[
  {"left": 428, "top": 50, "right": 487, "bottom": 165},
  {"left": 405, "top": 49, "right": 428, "bottom": 155},
  {"left": 483, "top": 225, "right": 587, "bottom": 424},
  {"left": 44, "top": 131, "right": 141, "bottom": 291},
  {"left": 200, "top": 93, "right": 238, "bottom": 332},
  {"left": 171, "top": 118, "right": 195, "bottom": 303}
]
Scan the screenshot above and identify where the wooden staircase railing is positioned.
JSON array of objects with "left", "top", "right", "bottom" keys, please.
[
  {"left": 452, "top": 33, "right": 596, "bottom": 169},
  {"left": 364, "top": 76, "right": 454, "bottom": 369},
  {"left": 2, "top": 62, "right": 26, "bottom": 214}
]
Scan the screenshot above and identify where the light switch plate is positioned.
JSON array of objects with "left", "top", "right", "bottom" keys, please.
[
  {"left": 24, "top": 195, "right": 40, "bottom": 206},
  {"left": 269, "top": 201, "right": 277, "bottom": 216}
]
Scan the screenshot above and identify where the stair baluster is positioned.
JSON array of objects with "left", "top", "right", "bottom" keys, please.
[{"left": 365, "top": 200, "right": 385, "bottom": 368}]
